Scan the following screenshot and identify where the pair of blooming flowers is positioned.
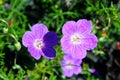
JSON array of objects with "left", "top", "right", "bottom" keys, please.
[
  {"left": 22, "top": 19, "right": 98, "bottom": 77},
  {"left": 61, "top": 19, "right": 98, "bottom": 77}
]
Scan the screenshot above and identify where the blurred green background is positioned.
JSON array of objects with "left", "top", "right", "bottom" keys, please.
[{"left": 0, "top": 0, "right": 120, "bottom": 80}]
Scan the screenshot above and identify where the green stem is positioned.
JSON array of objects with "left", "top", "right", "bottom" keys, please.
[
  {"left": 9, "top": 33, "right": 18, "bottom": 42},
  {"left": 0, "top": 33, "right": 18, "bottom": 42},
  {"left": 14, "top": 52, "right": 17, "bottom": 66},
  {"left": 0, "top": 19, "right": 9, "bottom": 27}
]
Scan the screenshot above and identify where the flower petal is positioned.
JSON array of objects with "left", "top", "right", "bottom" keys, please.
[
  {"left": 43, "top": 32, "right": 58, "bottom": 47},
  {"left": 63, "top": 54, "right": 72, "bottom": 60},
  {"left": 22, "top": 31, "right": 34, "bottom": 47},
  {"left": 60, "top": 35, "right": 72, "bottom": 53},
  {"left": 42, "top": 47, "right": 56, "bottom": 59},
  {"left": 70, "top": 45, "right": 87, "bottom": 59},
  {"left": 31, "top": 24, "right": 48, "bottom": 39},
  {"left": 76, "top": 19, "right": 92, "bottom": 34},
  {"left": 81, "top": 34, "right": 98, "bottom": 50},
  {"left": 74, "top": 59, "right": 82, "bottom": 65},
  {"left": 28, "top": 46, "right": 42, "bottom": 60},
  {"left": 63, "top": 68, "right": 73, "bottom": 77},
  {"left": 62, "top": 21, "right": 76, "bottom": 35},
  {"left": 73, "top": 66, "right": 82, "bottom": 75},
  {"left": 61, "top": 60, "right": 66, "bottom": 66}
]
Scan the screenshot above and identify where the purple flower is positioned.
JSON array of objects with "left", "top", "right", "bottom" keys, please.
[
  {"left": 89, "top": 69, "right": 99, "bottom": 76},
  {"left": 61, "top": 19, "right": 98, "bottom": 59},
  {"left": 61, "top": 54, "right": 82, "bottom": 77},
  {"left": 5, "top": 3, "right": 10, "bottom": 9},
  {"left": 89, "top": 69, "right": 96, "bottom": 73},
  {"left": 22, "top": 24, "right": 58, "bottom": 60}
]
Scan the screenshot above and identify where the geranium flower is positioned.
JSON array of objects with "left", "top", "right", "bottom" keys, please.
[
  {"left": 5, "top": 3, "right": 10, "bottom": 9},
  {"left": 22, "top": 24, "right": 58, "bottom": 60},
  {"left": 61, "top": 54, "right": 82, "bottom": 77},
  {"left": 61, "top": 19, "right": 98, "bottom": 59}
]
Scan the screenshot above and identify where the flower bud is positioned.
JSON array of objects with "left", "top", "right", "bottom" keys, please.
[
  {"left": 3, "top": 27, "right": 8, "bottom": 33},
  {"left": 14, "top": 42, "right": 21, "bottom": 51}
]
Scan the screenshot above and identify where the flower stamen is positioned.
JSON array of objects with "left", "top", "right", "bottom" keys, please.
[
  {"left": 71, "top": 33, "right": 81, "bottom": 44},
  {"left": 34, "top": 39, "right": 44, "bottom": 50}
]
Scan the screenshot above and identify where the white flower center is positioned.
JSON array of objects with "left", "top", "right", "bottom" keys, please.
[
  {"left": 71, "top": 33, "right": 81, "bottom": 44},
  {"left": 66, "top": 61, "right": 73, "bottom": 69},
  {"left": 34, "top": 39, "right": 44, "bottom": 50}
]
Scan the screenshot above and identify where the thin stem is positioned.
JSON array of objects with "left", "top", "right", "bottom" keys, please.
[
  {"left": 9, "top": 33, "right": 18, "bottom": 42},
  {"left": 14, "top": 52, "right": 17, "bottom": 66},
  {"left": 0, "top": 33, "right": 18, "bottom": 42},
  {"left": 0, "top": 18, "right": 9, "bottom": 27}
]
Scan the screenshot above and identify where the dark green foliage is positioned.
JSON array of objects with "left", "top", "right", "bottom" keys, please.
[{"left": 0, "top": 0, "right": 120, "bottom": 80}]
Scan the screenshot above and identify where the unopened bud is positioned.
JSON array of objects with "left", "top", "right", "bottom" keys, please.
[
  {"left": 14, "top": 42, "right": 21, "bottom": 51},
  {"left": 3, "top": 27, "right": 8, "bottom": 33}
]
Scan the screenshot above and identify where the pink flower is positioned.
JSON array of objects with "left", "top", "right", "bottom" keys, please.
[
  {"left": 61, "top": 54, "right": 82, "bottom": 77},
  {"left": 22, "top": 24, "right": 58, "bottom": 60},
  {"left": 61, "top": 19, "right": 98, "bottom": 59}
]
